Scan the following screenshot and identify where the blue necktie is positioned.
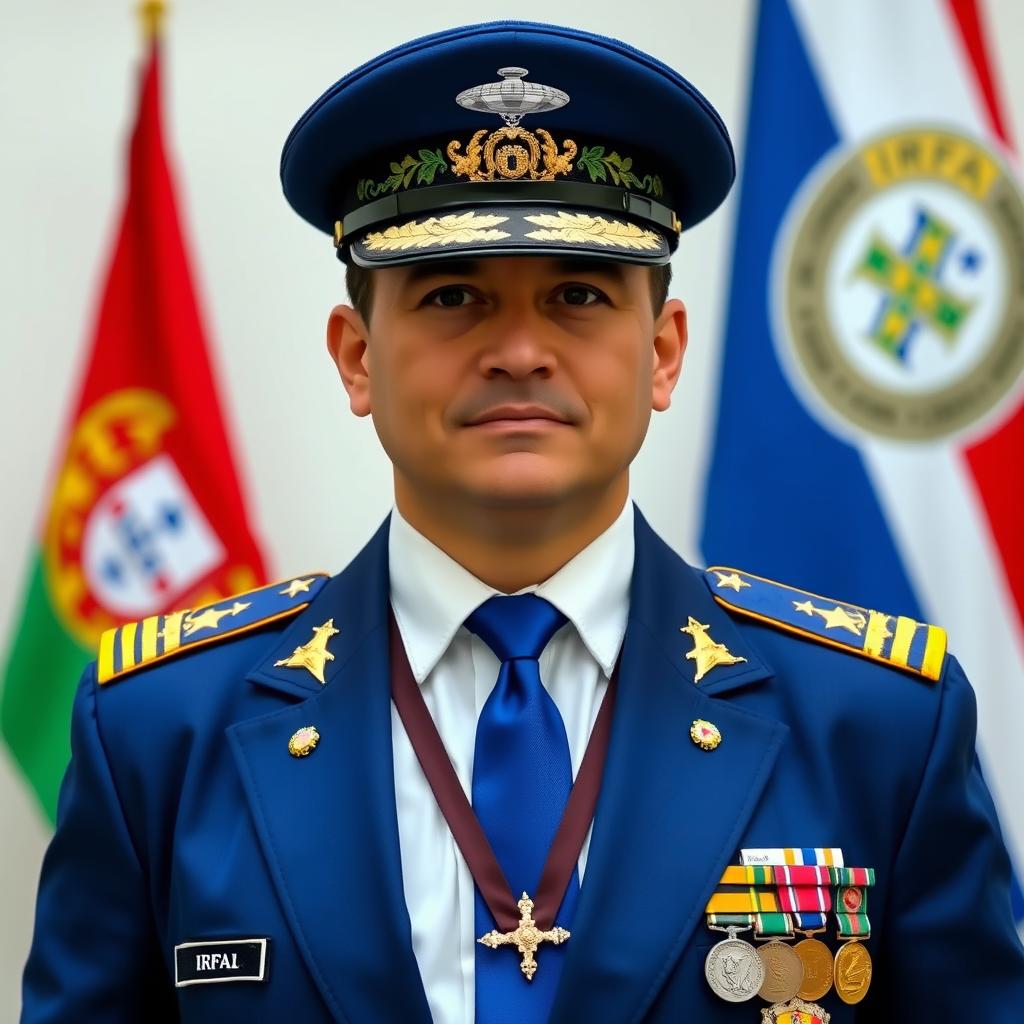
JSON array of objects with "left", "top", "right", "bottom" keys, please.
[{"left": 467, "top": 594, "right": 579, "bottom": 1023}]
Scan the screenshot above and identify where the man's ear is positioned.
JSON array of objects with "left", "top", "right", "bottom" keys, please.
[
  {"left": 326, "top": 304, "right": 372, "bottom": 417},
  {"left": 651, "top": 298, "right": 687, "bottom": 412}
]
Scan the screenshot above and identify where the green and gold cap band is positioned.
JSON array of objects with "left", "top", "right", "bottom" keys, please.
[{"left": 336, "top": 128, "right": 678, "bottom": 266}]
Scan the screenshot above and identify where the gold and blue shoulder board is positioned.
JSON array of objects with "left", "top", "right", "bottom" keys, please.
[
  {"left": 97, "top": 574, "right": 329, "bottom": 685},
  {"left": 704, "top": 567, "right": 947, "bottom": 682}
]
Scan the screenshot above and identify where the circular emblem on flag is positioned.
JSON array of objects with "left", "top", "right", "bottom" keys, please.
[{"left": 775, "top": 126, "right": 1024, "bottom": 441}]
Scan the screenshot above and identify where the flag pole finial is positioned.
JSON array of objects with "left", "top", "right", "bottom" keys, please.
[{"left": 139, "top": 0, "right": 168, "bottom": 40}]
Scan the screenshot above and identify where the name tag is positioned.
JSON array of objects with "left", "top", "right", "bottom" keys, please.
[{"left": 174, "top": 938, "right": 269, "bottom": 987}]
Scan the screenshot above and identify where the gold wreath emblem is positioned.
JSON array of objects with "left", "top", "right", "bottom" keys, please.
[
  {"left": 362, "top": 212, "right": 510, "bottom": 253},
  {"left": 523, "top": 212, "right": 662, "bottom": 251},
  {"left": 448, "top": 127, "right": 577, "bottom": 182}
]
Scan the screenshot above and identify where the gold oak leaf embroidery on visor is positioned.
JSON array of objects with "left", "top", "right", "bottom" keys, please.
[
  {"left": 362, "top": 212, "right": 510, "bottom": 252},
  {"left": 523, "top": 212, "right": 662, "bottom": 251}
]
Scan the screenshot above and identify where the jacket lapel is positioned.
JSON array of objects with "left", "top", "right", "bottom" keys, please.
[
  {"left": 228, "top": 520, "right": 432, "bottom": 1024},
  {"left": 551, "top": 511, "right": 786, "bottom": 1021}
]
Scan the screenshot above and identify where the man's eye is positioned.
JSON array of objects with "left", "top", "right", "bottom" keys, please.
[
  {"left": 557, "top": 284, "right": 604, "bottom": 307},
  {"left": 426, "top": 286, "right": 476, "bottom": 308}
]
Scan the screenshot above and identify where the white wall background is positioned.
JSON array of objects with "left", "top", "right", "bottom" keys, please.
[{"left": 2, "top": 1, "right": 1023, "bottom": 1016}]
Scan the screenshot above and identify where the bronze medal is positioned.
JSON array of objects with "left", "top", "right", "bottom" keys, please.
[
  {"left": 834, "top": 940, "right": 872, "bottom": 1004},
  {"left": 794, "top": 936, "right": 833, "bottom": 1000},
  {"left": 756, "top": 940, "right": 803, "bottom": 1003}
]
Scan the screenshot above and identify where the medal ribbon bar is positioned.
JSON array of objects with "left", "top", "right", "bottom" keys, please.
[
  {"left": 792, "top": 911, "right": 827, "bottom": 930},
  {"left": 776, "top": 885, "right": 831, "bottom": 913},
  {"left": 705, "top": 888, "right": 780, "bottom": 914},
  {"left": 828, "top": 866, "right": 875, "bottom": 886},
  {"left": 774, "top": 864, "right": 832, "bottom": 886},
  {"left": 754, "top": 911, "right": 795, "bottom": 938},
  {"left": 719, "top": 864, "right": 775, "bottom": 885},
  {"left": 741, "top": 847, "right": 844, "bottom": 867},
  {"left": 831, "top": 866, "right": 874, "bottom": 939}
]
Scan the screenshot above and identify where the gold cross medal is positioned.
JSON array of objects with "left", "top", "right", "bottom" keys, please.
[{"left": 478, "top": 893, "right": 570, "bottom": 981}]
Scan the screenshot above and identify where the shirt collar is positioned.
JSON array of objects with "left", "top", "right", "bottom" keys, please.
[{"left": 388, "top": 501, "right": 634, "bottom": 683}]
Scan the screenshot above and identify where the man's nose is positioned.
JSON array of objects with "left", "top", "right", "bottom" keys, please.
[{"left": 477, "top": 309, "right": 557, "bottom": 380}]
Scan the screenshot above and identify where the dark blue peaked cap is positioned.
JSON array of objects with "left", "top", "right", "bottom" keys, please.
[{"left": 281, "top": 21, "right": 735, "bottom": 267}]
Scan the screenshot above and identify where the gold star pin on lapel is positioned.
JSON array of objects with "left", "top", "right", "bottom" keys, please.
[
  {"left": 680, "top": 616, "right": 747, "bottom": 683},
  {"left": 274, "top": 619, "right": 340, "bottom": 684}
]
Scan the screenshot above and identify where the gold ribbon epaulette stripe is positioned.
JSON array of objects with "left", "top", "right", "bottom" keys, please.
[
  {"left": 96, "top": 573, "right": 328, "bottom": 686},
  {"left": 706, "top": 565, "right": 948, "bottom": 682}
]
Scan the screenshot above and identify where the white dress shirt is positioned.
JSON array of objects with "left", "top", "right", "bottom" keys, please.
[{"left": 389, "top": 501, "right": 635, "bottom": 1024}]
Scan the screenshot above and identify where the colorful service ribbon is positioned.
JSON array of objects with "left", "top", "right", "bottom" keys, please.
[
  {"left": 740, "top": 847, "right": 844, "bottom": 868},
  {"left": 754, "top": 911, "right": 795, "bottom": 938},
  {"left": 773, "top": 863, "right": 832, "bottom": 929},
  {"left": 830, "top": 866, "right": 875, "bottom": 939},
  {"left": 773, "top": 864, "right": 832, "bottom": 886},
  {"left": 775, "top": 886, "right": 830, "bottom": 913},
  {"left": 706, "top": 874, "right": 795, "bottom": 938},
  {"left": 705, "top": 887, "right": 780, "bottom": 915},
  {"left": 791, "top": 911, "right": 827, "bottom": 932},
  {"left": 719, "top": 865, "right": 776, "bottom": 885}
]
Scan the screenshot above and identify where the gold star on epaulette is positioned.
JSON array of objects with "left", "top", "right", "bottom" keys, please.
[
  {"left": 183, "top": 601, "right": 251, "bottom": 636},
  {"left": 713, "top": 571, "right": 750, "bottom": 593},
  {"left": 279, "top": 578, "right": 315, "bottom": 599},
  {"left": 793, "top": 599, "right": 866, "bottom": 636}
]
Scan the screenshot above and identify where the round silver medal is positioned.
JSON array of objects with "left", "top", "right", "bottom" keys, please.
[{"left": 705, "top": 936, "right": 765, "bottom": 1002}]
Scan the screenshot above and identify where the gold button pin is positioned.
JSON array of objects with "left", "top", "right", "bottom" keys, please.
[
  {"left": 288, "top": 725, "right": 320, "bottom": 758},
  {"left": 690, "top": 719, "right": 722, "bottom": 751}
]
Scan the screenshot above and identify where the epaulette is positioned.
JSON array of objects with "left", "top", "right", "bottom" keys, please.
[
  {"left": 703, "top": 567, "right": 947, "bottom": 682},
  {"left": 97, "top": 574, "right": 329, "bottom": 685}
]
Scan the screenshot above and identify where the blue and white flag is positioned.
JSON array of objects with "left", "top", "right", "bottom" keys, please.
[{"left": 702, "top": 0, "right": 1024, "bottom": 921}]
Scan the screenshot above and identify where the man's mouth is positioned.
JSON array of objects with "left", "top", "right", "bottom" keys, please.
[{"left": 466, "top": 404, "right": 572, "bottom": 428}]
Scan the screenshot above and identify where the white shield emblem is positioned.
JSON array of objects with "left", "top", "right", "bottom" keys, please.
[{"left": 83, "top": 453, "right": 224, "bottom": 617}]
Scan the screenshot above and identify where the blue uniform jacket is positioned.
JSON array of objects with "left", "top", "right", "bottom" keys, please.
[{"left": 22, "top": 510, "right": 1024, "bottom": 1021}]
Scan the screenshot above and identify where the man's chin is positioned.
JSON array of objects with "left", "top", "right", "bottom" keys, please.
[{"left": 457, "top": 464, "right": 582, "bottom": 510}]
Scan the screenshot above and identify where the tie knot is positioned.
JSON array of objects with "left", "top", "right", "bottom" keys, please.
[{"left": 465, "top": 594, "right": 567, "bottom": 663}]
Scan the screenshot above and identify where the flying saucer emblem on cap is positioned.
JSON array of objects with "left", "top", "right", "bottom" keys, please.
[
  {"left": 447, "top": 67, "right": 577, "bottom": 184},
  {"left": 455, "top": 67, "right": 569, "bottom": 126}
]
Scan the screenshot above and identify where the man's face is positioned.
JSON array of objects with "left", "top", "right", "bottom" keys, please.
[{"left": 328, "top": 256, "right": 686, "bottom": 515}]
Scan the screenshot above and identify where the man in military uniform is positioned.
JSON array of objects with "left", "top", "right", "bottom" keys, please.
[{"left": 22, "top": 20, "right": 1024, "bottom": 1023}]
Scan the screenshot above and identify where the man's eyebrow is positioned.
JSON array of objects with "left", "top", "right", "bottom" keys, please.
[
  {"left": 550, "top": 259, "right": 628, "bottom": 283},
  {"left": 398, "top": 257, "right": 631, "bottom": 286},
  {"left": 402, "top": 260, "right": 483, "bottom": 284}
]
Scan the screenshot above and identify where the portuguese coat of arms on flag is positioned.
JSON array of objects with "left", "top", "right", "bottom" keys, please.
[{"left": 1, "top": 28, "right": 267, "bottom": 822}]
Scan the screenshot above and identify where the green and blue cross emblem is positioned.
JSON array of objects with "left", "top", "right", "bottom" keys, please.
[{"left": 854, "top": 207, "right": 975, "bottom": 363}]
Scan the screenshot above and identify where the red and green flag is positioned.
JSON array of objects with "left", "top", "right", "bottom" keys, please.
[{"left": 1, "top": 17, "right": 267, "bottom": 821}]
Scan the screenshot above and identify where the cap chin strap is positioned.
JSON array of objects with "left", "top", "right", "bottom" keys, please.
[{"left": 337, "top": 180, "right": 680, "bottom": 254}]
